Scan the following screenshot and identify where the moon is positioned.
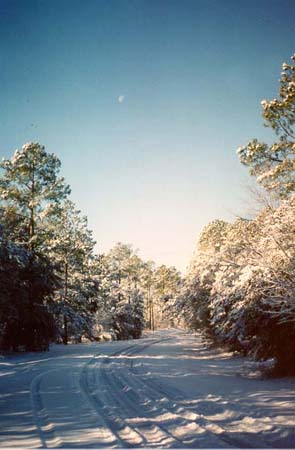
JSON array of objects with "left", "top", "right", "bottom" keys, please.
[{"left": 118, "top": 95, "right": 125, "bottom": 103}]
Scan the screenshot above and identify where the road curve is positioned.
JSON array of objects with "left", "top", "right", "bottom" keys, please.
[{"left": 1, "top": 329, "right": 294, "bottom": 448}]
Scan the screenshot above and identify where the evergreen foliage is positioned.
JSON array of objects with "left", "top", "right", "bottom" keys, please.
[
  {"left": 237, "top": 54, "right": 295, "bottom": 197},
  {"left": 2, "top": 52, "right": 295, "bottom": 375},
  {"left": 105, "top": 243, "right": 145, "bottom": 340},
  {"left": 0, "top": 144, "right": 176, "bottom": 349},
  {"left": 177, "top": 54, "right": 295, "bottom": 376},
  {"left": 0, "top": 227, "right": 57, "bottom": 351}
]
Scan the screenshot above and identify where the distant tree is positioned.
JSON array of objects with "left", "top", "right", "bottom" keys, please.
[
  {"left": 153, "top": 265, "right": 182, "bottom": 328},
  {"left": 106, "top": 243, "right": 145, "bottom": 339},
  {"left": 140, "top": 261, "right": 156, "bottom": 330},
  {"left": 237, "top": 54, "right": 295, "bottom": 197}
]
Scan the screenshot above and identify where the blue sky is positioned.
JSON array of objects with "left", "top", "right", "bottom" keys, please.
[{"left": 0, "top": 0, "right": 295, "bottom": 271}]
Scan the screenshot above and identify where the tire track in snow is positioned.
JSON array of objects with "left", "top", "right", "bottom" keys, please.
[
  {"left": 30, "top": 344, "right": 139, "bottom": 448},
  {"left": 30, "top": 369, "right": 62, "bottom": 448},
  {"left": 96, "top": 338, "right": 180, "bottom": 448},
  {"left": 83, "top": 336, "right": 231, "bottom": 448},
  {"left": 80, "top": 339, "right": 179, "bottom": 448},
  {"left": 80, "top": 338, "right": 172, "bottom": 448},
  {"left": 29, "top": 335, "right": 175, "bottom": 448},
  {"left": 30, "top": 332, "right": 273, "bottom": 448},
  {"left": 79, "top": 341, "right": 142, "bottom": 448},
  {"left": 113, "top": 341, "right": 230, "bottom": 448},
  {"left": 87, "top": 334, "right": 270, "bottom": 448}
]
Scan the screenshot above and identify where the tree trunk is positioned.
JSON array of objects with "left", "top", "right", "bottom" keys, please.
[
  {"left": 63, "top": 262, "right": 69, "bottom": 345},
  {"left": 151, "top": 299, "right": 155, "bottom": 331},
  {"left": 29, "top": 165, "right": 35, "bottom": 251},
  {"left": 148, "top": 287, "right": 152, "bottom": 330},
  {"left": 63, "top": 315, "right": 68, "bottom": 345}
]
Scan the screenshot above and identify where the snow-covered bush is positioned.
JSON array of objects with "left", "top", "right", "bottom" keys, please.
[{"left": 186, "top": 198, "right": 295, "bottom": 375}]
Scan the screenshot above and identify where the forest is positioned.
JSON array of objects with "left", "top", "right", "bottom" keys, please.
[
  {"left": 0, "top": 142, "right": 181, "bottom": 349},
  {"left": 1, "top": 53, "right": 295, "bottom": 377}
]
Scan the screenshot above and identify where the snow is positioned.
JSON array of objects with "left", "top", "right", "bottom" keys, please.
[{"left": 0, "top": 329, "right": 294, "bottom": 448}]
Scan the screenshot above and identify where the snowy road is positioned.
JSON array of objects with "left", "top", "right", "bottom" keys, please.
[{"left": 0, "top": 329, "right": 295, "bottom": 448}]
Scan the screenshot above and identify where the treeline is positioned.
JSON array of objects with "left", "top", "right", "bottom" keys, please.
[
  {"left": 0, "top": 143, "right": 181, "bottom": 351},
  {"left": 167, "top": 53, "right": 295, "bottom": 376}
]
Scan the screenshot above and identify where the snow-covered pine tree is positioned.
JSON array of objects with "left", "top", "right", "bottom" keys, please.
[
  {"left": 185, "top": 203, "right": 295, "bottom": 375},
  {"left": 0, "top": 143, "right": 70, "bottom": 350},
  {"left": 237, "top": 54, "right": 295, "bottom": 198},
  {"left": 106, "top": 243, "right": 145, "bottom": 340},
  {"left": 47, "top": 200, "right": 98, "bottom": 344},
  {"left": 153, "top": 265, "right": 182, "bottom": 328},
  {"left": 0, "top": 222, "right": 56, "bottom": 351},
  {"left": 140, "top": 260, "right": 156, "bottom": 330},
  {"left": 0, "top": 142, "right": 70, "bottom": 251}
]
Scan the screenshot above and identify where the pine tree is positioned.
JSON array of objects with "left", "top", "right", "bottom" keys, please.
[
  {"left": 0, "top": 223, "right": 57, "bottom": 351},
  {"left": 106, "top": 243, "right": 145, "bottom": 340},
  {"left": 0, "top": 143, "right": 70, "bottom": 350},
  {"left": 48, "top": 200, "right": 97, "bottom": 344},
  {"left": 237, "top": 54, "right": 295, "bottom": 197},
  {"left": 153, "top": 265, "right": 182, "bottom": 328},
  {"left": 0, "top": 142, "right": 70, "bottom": 251}
]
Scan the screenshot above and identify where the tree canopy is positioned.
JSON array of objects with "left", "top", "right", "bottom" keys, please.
[{"left": 237, "top": 54, "right": 295, "bottom": 197}]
